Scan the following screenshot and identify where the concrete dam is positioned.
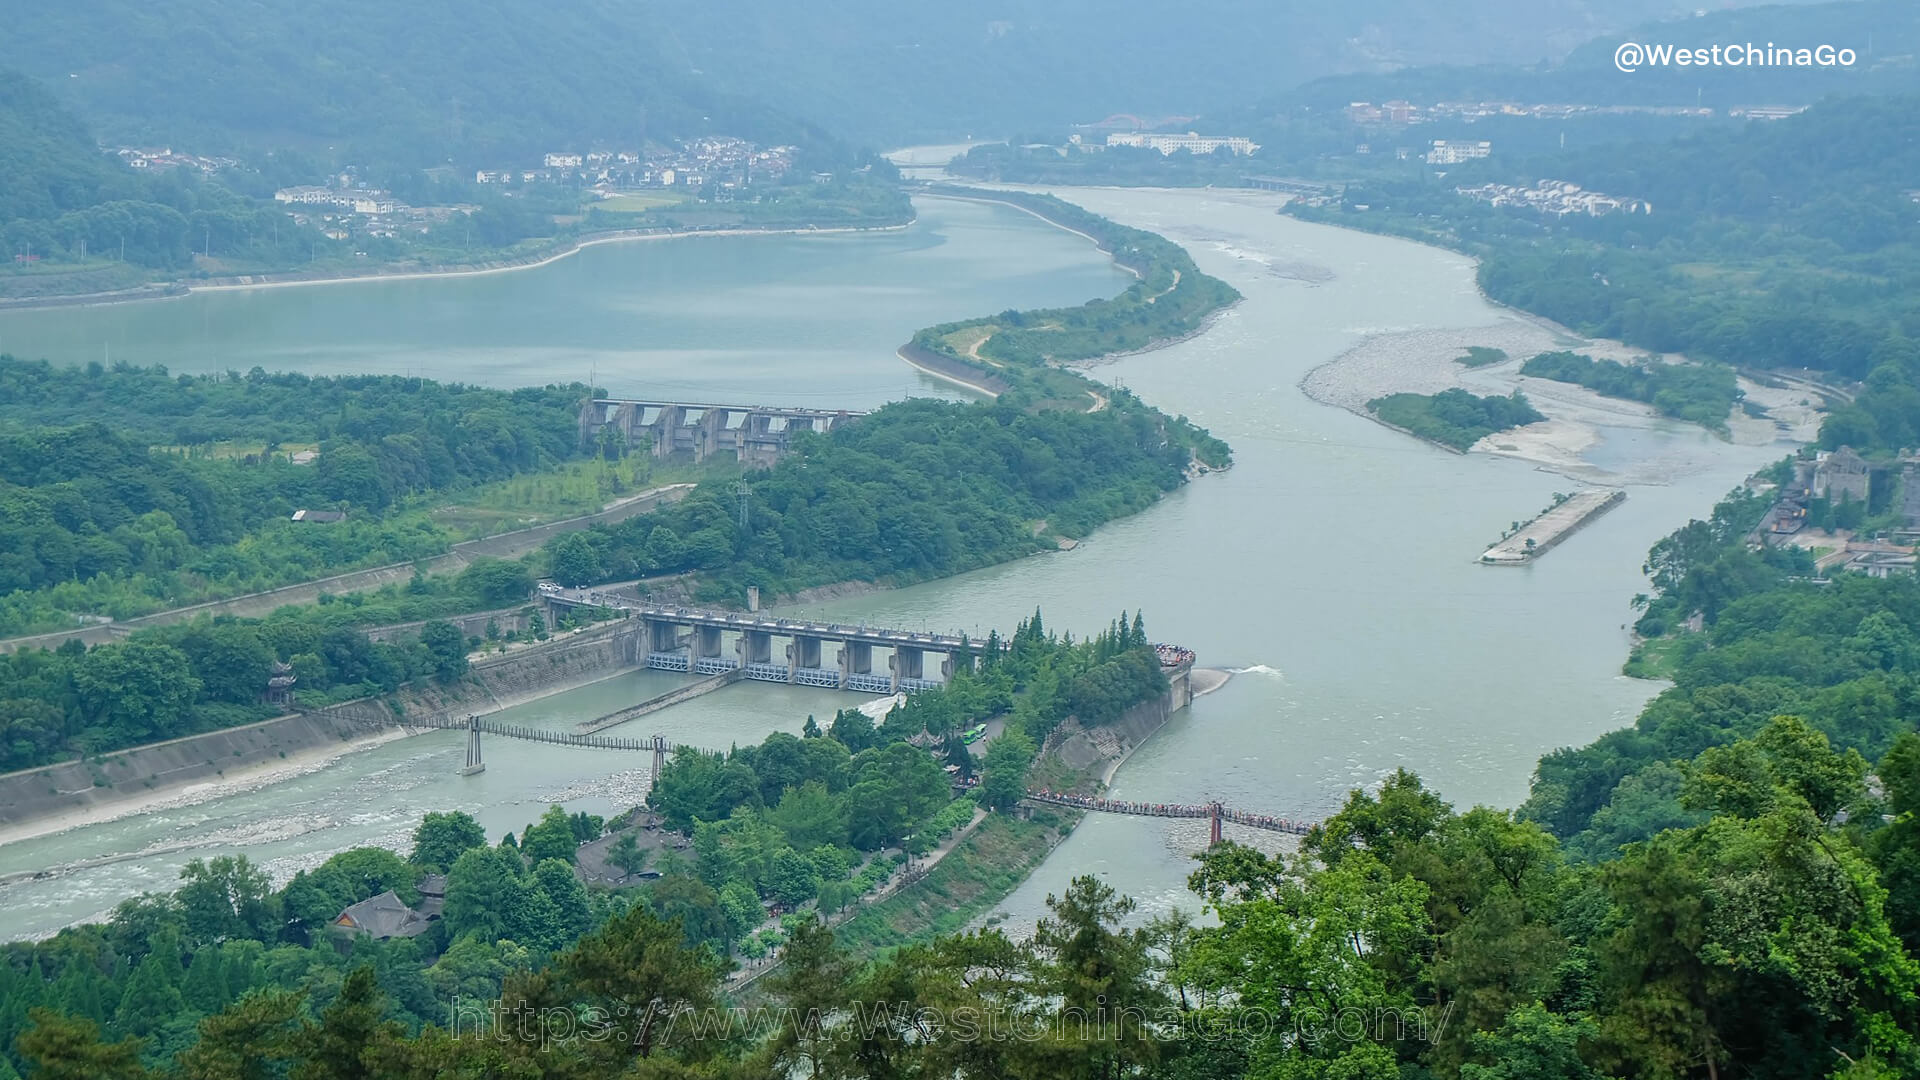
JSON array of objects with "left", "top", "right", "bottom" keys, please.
[
  {"left": 546, "top": 595, "right": 977, "bottom": 693},
  {"left": 579, "top": 398, "right": 864, "bottom": 467}
]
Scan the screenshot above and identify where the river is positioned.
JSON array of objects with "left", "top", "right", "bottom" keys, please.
[{"left": 0, "top": 187, "right": 1788, "bottom": 940}]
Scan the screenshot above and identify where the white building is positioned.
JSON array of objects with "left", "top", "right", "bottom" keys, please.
[
  {"left": 1105, "top": 131, "right": 1260, "bottom": 156},
  {"left": 274, "top": 185, "right": 338, "bottom": 204},
  {"left": 544, "top": 152, "right": 584, "bottom": 168},
  {"left": 1426, "top": 139, "right": 1493, "bottom": 165}
]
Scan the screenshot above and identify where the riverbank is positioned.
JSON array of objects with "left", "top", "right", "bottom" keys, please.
[
  {"left": 0, "top": 620, "right": 648, "bottom": 845},
  {"left": 0, "top": 222, "right": 915, "bottom": 310},
  {"left": 893, "top": 344, "right": 1009, "bottom": 397},
  {"left": 0, "top": 726, "right": 417, "bottom": 858}
]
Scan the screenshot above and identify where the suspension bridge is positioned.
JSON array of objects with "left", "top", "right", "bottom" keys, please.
[
  {"left": 1023, "top": 792, "right": 1316, "bottom": 843},
  {"left": 409, "top": 714, "right": 673, "bottom": 776}
]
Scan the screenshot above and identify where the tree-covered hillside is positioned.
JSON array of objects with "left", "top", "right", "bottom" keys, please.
[
  {"left": 0, "top": 70, "right": 312, "bottom": 274},
  {"left": 0, "top": 0, "right": 838, "bottom": 169}
]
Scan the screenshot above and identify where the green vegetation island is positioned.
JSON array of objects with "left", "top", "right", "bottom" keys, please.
[
  {"left": 900, "top": 186, "right": 1240, "bottom": 448},
  {"left": 1367, "top": 389, "right": 1544, "bottom": 452}
]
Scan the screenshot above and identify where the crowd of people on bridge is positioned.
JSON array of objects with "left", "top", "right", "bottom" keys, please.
[
  {"left": 1026, "top": 790, "right": 1310, "bottom": 834},
  {"left": 1153, "top": 642, "right": 1195, "bottom": 667}
]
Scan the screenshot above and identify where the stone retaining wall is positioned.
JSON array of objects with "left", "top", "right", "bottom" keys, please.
[{"left": 0, "top": 620, "right": 645, "bottom": 831}]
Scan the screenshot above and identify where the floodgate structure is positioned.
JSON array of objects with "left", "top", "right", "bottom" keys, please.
[{"left": 579, "top": 398, "right": 865, "bottom": 467}]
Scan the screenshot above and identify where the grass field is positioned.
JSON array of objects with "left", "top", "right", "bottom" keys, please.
[
  {"left": 428, "top": 456, "right": 733, "bottom": 537},
  {"left": 592, "top": 191, "right": 688, "bottom": 214}
]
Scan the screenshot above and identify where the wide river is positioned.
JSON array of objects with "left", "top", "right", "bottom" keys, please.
[{"left": 0, "top": 189, "right": 1785, "bottom": 939}]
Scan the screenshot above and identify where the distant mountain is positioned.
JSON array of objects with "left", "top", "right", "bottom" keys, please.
[
  {"left": 0, "top": 0, "right": 840, "bottom": 169},
  {"left": 1277, "top": 0, "right": 1917, "bottom": 112},
  {"left": 636, "top": 0, "right": 1834, "bottom": 142},
  {"left": 0, "top": 0, "right": 1834, "bottom": 161}
]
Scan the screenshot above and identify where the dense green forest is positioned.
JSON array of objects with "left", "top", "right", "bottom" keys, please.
[
  {"left": 7, "top": 714, "right": 1916, "bottom": 1079},
  {"left": 1519, "top": 351, "right": 1742, "bottom": 430},
  {"left": 538, "top": 395, "right": 1215, "bottom": 601},
  {"left": 0, "top": 553, "right": 562, "bottom": 771},
  {"left": 651, "top": 612, "right": 1165, "bottom": 925},
  {"left": 1367, "top": 389, "right": 1545, "bottom": 451},
  {"left": 0, "top": 367, "right": 1217, "bottom": 766},
  {"left": 1520, "top": 480, "right": 1920, "bottom": 860},
  {"left": 0, "top": 359, "right": 597, "bottom": 635}
]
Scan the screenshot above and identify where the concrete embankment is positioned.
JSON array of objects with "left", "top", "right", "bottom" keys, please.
[
  {"left": 0, "top": 223, "right": 915, "bottom": 311},
  {"left": 0, "top": 620, "right": 645, "bottom": 840},
  {"left": 577, "top": 669, "right": 742, "bottom": 733},
  {"left": 1481, "top": 489, "right": 1625, "bottom": 564},
  {"left": 0, "top": 484, "right": 692, "bottom": 655},
  {"left": 895, "top": 342, "right": 1011, "bottom": 396},
  {"left": 1040, "top": 664, "right": 1204, "bottom": 791}
]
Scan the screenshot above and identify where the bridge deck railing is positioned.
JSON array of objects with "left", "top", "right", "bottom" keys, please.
[{"left": 1024, "top": 791, "right": 1315, "bottom": 835}]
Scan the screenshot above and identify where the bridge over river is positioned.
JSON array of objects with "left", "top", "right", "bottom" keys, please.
[
  {"left": 1023, "top": 791, "right": 1316, "bottom": 844},
  {"left": 410, "top": 713, "right": 676, "bottom": 778},
  {"left": 407, "top": 722, "right": 1311, "bottom": 847}
]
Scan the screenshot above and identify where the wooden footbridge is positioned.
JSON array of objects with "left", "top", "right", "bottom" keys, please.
[{"left": 1023, "top": 791, "right": 1316, "bottom": 843}]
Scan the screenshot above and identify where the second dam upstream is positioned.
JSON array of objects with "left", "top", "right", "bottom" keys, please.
[{"left": 0, "top": 188, "right": 1789, "bottom": 938}]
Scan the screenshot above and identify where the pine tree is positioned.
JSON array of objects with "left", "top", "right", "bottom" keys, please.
[
  {"left": 180, "top": 947, "right": 231, "bottom": 1014},
  {"left": 16, "top": 1010, "right": 146, "bottom": 1080},
  {"left": 175, "top": 990, "right": 302, "bottom": 1080},
  {"left": 115, "top": 949, "right": 186, "bottom": 1037},
  {"left": 291, "top": 967, "right": 397, "bottom": 1080}
]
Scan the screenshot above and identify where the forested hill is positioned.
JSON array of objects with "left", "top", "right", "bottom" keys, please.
[
  {"left": 0, "top": 0, "right": 838, "bottom": 169},
  {"left": 0, "top": 70, "right": 138, "bottom": 223},
  {"left": 0, "top": 68, "right": 329, "bottom": 276},
  {"left": 1273, "top": 0, "right": 1919, "bottom": 113}
]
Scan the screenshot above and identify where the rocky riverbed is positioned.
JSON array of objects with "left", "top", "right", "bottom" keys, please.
[{"left": 1300, "top": 314, "right": 1821, "bottom": 485}]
